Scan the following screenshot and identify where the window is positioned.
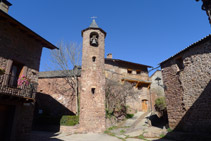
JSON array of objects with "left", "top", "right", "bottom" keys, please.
[
  {"left": 136, "top": 70, "right": 141, "bottom": 74},
  {"left": 176, "top": 57, "right": 184, "bottom": 71},
  {"left": 127, "top": 69, "right": 132, "bottom": 74},
  {"left": 91, "top": 88, "right": 96, "bottom": 94},
  {"left": 8, "top": 61, "right": 24, "bottom": 87},
  {"left": 92, "top": 56, "right": 96, "bottom": 62}
]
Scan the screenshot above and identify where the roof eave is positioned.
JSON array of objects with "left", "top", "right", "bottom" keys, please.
[
  {"left": 81, "top": 27, "right": 107, "bottom": 37},
  {"left": 160, "top": 34, "right": 211, "bottom": 65},
  {"left": 105, "top": 58, "right": 152, "bottom": 68},
  {"left": 0, "top": 9, "right": 58, "bottom": 50}
]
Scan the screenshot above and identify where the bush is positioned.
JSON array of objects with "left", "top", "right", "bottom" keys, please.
[
  {"left": 155, "top": 97, "right": 166, "bottom": 111},
  {"left": 126, "top": 114, "right": 134, "bottom": 119},
  {"left": 60, "top": 115, "right": 79, "bottom": 126}
]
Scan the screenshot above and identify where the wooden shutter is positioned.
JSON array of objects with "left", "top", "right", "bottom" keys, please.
[
  {"left": 22, "top": 66, "right": 28, "bottom": 77},
  {"left": 3, "top": 59, "right": 13, "bottom": 85}
]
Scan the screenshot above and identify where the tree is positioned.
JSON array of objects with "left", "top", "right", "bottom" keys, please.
[
  {"left": 48, "top": 41, "right": 82, "bottom": 115},
  {"left": 196, "top": 0, "right": 211, "bottom": 24},
  {"left": 105, "top": 79, "right": 138, "bottom": 119}
]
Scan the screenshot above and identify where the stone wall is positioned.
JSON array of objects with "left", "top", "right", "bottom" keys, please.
[
  {"left": 37, "top": 77, "right": 77, "bottom": 115},
  {"left": 0, "top": 19, "right": 42, "bottom": 81},
  {"left": 161, "top": 39, "right": 211, "bottom": 133}
]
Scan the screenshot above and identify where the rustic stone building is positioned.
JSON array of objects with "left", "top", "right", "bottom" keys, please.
[
  {"left": 0, "top": 1, "right": 57, "bottom": 140},
  {"left": 105, "top": 55, "right": 152, "bottom": 112},
  {"left": 160, "top": 35, "right": 211, "bottom": 134}
]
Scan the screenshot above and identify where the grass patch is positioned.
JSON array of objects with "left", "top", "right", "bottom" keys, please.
[
  {"left": 136, "top": 134, "right": 149, "bottom": 141},
  {"left": 60, "top": 115, "right": 79, "bottom": 126},
  {"left": 108, "top": 126, "right": 118, "bottom": 130},
  {"left": 160, "top": 133, "right": 165, "bottom": 138},
  {"left": 120, "top": 129, "right": 125, "bottom": 134}
]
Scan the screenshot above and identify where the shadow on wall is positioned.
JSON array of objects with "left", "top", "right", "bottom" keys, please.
[
  {"left": 32, "top": 93, "right": 75, "bottom": 132},
  {"left": 157, "top": 80, "right": 211, "bottom": 141}
]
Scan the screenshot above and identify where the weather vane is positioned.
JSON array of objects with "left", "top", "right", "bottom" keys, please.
[{"left": 91, "top": 16, "right": 97, "bottom": 20}]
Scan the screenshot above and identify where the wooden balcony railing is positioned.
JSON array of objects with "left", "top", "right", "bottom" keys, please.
[{"left": 0, "top": 73, "right": 37, "bottom": 100}]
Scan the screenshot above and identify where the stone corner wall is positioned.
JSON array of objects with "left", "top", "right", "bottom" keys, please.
[
  {"left": 161, "top": 40, "right": 211, "bottom": 133},
  {"left": 36, "top": 77, "right": 78, "bottom": 116}
]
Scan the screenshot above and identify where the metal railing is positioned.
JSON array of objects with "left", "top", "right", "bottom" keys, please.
[{"left": 0, "top": 73, "right": 37, "bottom": 99}]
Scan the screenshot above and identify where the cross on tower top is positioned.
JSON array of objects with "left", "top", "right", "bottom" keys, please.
[
  {"left": 89, "top": 17, "right": 99, "bottom": 28},
  {"left": 91, "top": 16, "right": 97, "bottom": 20}
]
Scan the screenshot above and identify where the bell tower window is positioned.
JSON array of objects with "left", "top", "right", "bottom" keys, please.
[{"left": 90, "top": 32, "right": 99, "bottom": 47}]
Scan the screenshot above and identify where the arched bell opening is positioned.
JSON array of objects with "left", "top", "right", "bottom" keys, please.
[{"left": 90, "top": 32, "right": 99, "bottom": 47}]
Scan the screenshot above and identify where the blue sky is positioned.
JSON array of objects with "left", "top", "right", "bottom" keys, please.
[{"left": 9, "top": 0, "right": 210, "bottom": 74}]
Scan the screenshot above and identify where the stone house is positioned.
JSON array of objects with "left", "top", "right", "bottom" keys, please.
[
  {"left": 105, "top": 55, "right": 152, "bottom": 112},
  {"left": 149, "top": 70, "right": 165, "bottom": 111},
  {"left": 0, "top": 1, "right": 57, "bottom": 140},
  {"left": 160, "top": 35, "right": 211, "bottom": 134}
]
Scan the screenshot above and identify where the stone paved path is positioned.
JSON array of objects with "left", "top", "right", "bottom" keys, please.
[{"left": 31, "top": 112, "right": 173, "bottom": 141}]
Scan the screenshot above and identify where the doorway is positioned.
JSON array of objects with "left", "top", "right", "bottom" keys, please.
[
  {"left": 0, "top": 104, "right": 15, "bottom": 141},
  {"left": 142, "top": 100, "right": 148, "bottom": 112}
]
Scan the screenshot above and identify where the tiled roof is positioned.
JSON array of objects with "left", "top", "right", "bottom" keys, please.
[
  {"left": 39, "top": 68, "right": 81, "bottom": 78},
  {"left": 105, "top": 58, "right": 152, "bottom": 68}
]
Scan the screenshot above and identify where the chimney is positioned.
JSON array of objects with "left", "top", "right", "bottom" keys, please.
[
  {"left": 0, "top": 0, "right": 12, "bottom": 13},
  {"left": 107, "top": 53, "right": 112, "bottom": 59}
]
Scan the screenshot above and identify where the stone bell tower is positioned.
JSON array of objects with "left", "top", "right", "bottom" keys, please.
[{"left": 79, "top": 19, "right": 106, "bottom": 132}]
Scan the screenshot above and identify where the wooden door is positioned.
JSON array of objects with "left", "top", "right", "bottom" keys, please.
[{"left": 142, "top": 100, "right": 148, "bottom": 112}]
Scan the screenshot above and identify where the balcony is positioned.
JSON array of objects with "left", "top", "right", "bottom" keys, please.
[{"left": 0, "top": 73, "right": 37, "bottom": 101}]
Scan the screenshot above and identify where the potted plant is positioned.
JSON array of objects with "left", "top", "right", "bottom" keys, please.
[{"left": 18, "top": 75, "right": 30, "bottom": 88}]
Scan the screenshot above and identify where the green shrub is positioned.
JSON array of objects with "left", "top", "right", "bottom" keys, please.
[
  {"left": 60, "top": 115, "right": 79, "bottom": 126},
  {"left": 106, "top": 109, "right": 113, "bottom": 118},
  {"left": 167, "top": 128, "right": 173, "bottom": 132},
  {"left": 126, "top": 114, "right": 134, "bottom": 119},
  {"left": 155, "top": 97, "right": 166, "bottom": 111}
]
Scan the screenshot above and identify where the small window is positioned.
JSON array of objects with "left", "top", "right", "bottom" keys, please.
[
  {"left": 92, "top": 56, "right": 96, "bottom": 62},
  {"left": 8, "top": 61, "right": 23, "bottom": 87},
  {"left": 136, "top": 70, "right": 141, "bottom": 74},
  {"left": 91, "top": 88, "right": 95, "bottom": 94},
  {"left": 176, "top": 57, "right": 184, "bottom": 71},
  {"left": 127, "top": 69, "right": 132, "bottom": 74}
]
